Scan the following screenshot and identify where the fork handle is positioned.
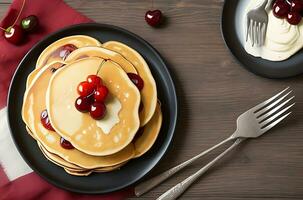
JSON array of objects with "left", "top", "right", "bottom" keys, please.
[
  {"left": 157, "top": 138, "right": 244, "bottom": 200},
  {"left": 134, "top": 136, "right": 234, "bottom": 197}
]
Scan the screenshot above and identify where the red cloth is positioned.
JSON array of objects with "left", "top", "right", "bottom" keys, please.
[
  {"left": 0, "top": 0, "right": 91, "bottom": 108},
  {"left": 0, "top": 0, "right": 134, "bottom": 199}
]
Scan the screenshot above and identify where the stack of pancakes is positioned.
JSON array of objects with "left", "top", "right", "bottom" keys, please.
[{"left": 22, "top": 35, "right": 162, "bottom": 176}]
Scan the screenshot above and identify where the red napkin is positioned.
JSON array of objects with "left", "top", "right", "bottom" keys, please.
[{"left": 0, "top": 0, "right": 134, "bottom": 199}]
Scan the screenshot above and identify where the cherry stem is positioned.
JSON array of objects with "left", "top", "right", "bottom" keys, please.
[
  {"left": 96, "top": 59, "right": 107, "bottom": 75},
  {"left": 152, "top": 0, "right": 154, "bottom": 9},
  {"left": 0, "top": 0, "right": 26, "bottom": 31}
]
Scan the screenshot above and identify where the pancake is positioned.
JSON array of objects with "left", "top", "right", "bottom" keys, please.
[
  {"left": 103, "top": 41, "right": 157, "bottom": 127},
  {"left": 25, "top": 126, "right": 36, "bottom": 139},
  {"left": 38, "top": 143, "right": 85, "bottom": 171},
  {"left": 64, "top": 169, "right": 92, "bottom": 176},
  {"left": 36, "top": 35, "right": 101, "bottom": 68},
  {"left": 65, "top": 46, "right": 137, "bottom": 74},
  {"left": 26, "top": 68, "right": 41, "bottom": 89},
  {"left": 134, "top": 102, "right": 162, "bottom": 158},
  {"left": 47, "top": 57, "right": 141, "bottom": 156},
  {"left": 64, "top": 164, "right": 125, "bottom": 176},
  {"left": 39, "top": 143, "right": 126, "bottom": 172},
  {"left": 22, "top": 59, "right": 136, "bottom": 169}
]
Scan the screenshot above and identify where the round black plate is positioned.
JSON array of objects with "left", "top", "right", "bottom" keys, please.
[
  {"left": 221, "top": 0, "right": 303, "bottom": 78},
  {"left": 7, "top": 23, "right": 177, "bottom": 194}
]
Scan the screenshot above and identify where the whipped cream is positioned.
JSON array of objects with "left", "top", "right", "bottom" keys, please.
[
  {"left": 96, "top": 96, "right": 121, "bottom": 135},
  {"left": 243, "top": 0, "right": 303, "bottom": 61}
]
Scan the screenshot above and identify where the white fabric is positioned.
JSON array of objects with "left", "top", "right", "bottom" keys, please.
[{"left": 0, "top": 107, "right": 32, "bottom": 181}]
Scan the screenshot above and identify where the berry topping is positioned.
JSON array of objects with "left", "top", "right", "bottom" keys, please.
[
  {"left": 290, "top": 0, "right": 303, "bottom": 12},
  {"left": 60, "top": 137, "right": 74, "bottom": 149},
  {"left": 273, "top": 1, "right": 290, "bottom": 18},
  {"left": 77, "top": 81, "right": 95, "bottom": 96},
  {"left": 40, "top": 109, "right": 55, "bottom": 131},
  {"left": 145, "top": 10, "right": 162, "bottom": 27},
  {"left": 90, "top": 102, "right": 106, "bottom": 120},
  {"left": 287, "top": 11, "right": 302, "bottom": 24},
  {"left": 59, "top": 44, "right": 77, "bottom": 59},
  {"left": 94, "top": 85, "right": 109, "bottom": 102},
  {"left": 75, "top": 96, "right": 93, "bottom": 112},
  {"left": 127, "top": 73, "right": 144, "bottom": 91},
  {"left": 87, "top": 75, "right": 102, "bottom": 88},
  {"left": 4, "top": 25, "right": 24, "bottom": 45},
  {"left": 21, "top": 15, "right": 39, "bottom": 32}
]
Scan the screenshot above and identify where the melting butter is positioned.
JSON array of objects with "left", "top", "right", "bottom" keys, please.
[{"left": 96, "top": 96, "right": 122, "bottom": 135}]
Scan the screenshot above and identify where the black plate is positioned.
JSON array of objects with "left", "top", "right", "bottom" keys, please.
[
  {"left": 7, "top": 23, "right": 177, "bottom": 194},
  {"left": 221, "top": 0, "right": 303, "bottom": 78}
]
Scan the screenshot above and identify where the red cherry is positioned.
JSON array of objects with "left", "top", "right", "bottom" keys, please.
[
  {"left": 287, "top": 11, "right": 302, "bottom": 24},
  {"left": 273, "top": 0, "right": 288, "bottom": 7},
  {"left": 127, "top": 73, "right": 144, "bottom": 91},
  {"left": 94, "top": 85, "right": 109, "bottom": 102},
  {"left": 4, "top": 25, "right": 24, "bottom": 45},
  {"left": 273, "top": 1, "right": 290, "bottom": 18},
  {"left": 145, "top": 10, "right": 162, "bottom": 27},
  {"left": 40, "top": 110, "right": 55, "bottom": 131},
  {"left": 21, "top": 15, "right": 39, "bottom": 32},
  {"left": 90, "top": 102, "right": 106, "bottom": 120},
  {"left": 75, "top": 96, "right": 93, "bottom": 112},
  {"left": 59, "top": 44, "right": 77, "bottom": 59},
  {"left": 77, "top": 81, "right": 94, "bottom": 96},
  {"left": 290, "top": 0, "right": 303, "bottom": 12},
  {"left": 87, "top": 75, "right": 102, "bottom": 88},
  {"left": 60, "top": 137, "right": 74, "bottom": 149}
]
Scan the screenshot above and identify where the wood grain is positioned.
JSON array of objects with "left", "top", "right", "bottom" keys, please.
[{"left": 1, "top": 0, "right": 303, "bottom": 199}]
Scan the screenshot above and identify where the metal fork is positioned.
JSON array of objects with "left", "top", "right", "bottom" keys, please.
[
  {"left": 246, "top": 0, "right": 269, "bottom": 47},
  {"left": 135, "top": 88, "right": 294, "bottom": 199}
]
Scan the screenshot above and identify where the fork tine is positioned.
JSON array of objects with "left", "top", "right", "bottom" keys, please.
[
  {"left": 257, "top": 97, "right": 295, "bottom": 122},
  {"left": 257, "top": 23, "right": 260, "bottom": 46},
  {"left": 258, "top": 22, "right": 262, "bottom": 46},
  {"left": 261, "top": 112, "right": 292, "bottom": 133},
  {"left": 260, "top": 23, "right": 263, "bottom": 46},
  {"left": 254, "top": 21, "right": 258, "bottom": 46},
  {"left": 256, "top": 91, "right": 292, "bottom": 116},
  {"left": 252, "top": 87, "right": 290, "bottom": 112},
  {"left": 259, "top": 103, "right": 294, "bottom": 127},
  {"left": 252, "top": 20, "right": 255, "bottom": 46},
  {"left": 246, "top": 16, "right": 250, "bottom": 42},
  {"left": 262, "top": 23, "right": 267, "bottom": 46}
]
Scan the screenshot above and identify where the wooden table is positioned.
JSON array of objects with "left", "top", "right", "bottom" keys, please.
[{"left": 1, "top": 0, "right": 303, "bottom": 199}]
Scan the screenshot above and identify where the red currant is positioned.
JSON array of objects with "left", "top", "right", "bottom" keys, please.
[
  {"left": 87, "top": 75, "right": 102, "bottom": 88},
  {"left": 287, "top": 11, "right": 302, "bottom": 24},
  {"left": 145, "top": 10, "right": 162, "bottom": 27},
  {"left": 94, "top": 86, "right": 109, "bottom": 102},
  {"left": 40, "top": 110, "right": 55, "bottom": 131},
  {"left": 77, "top": 81, "right": 94, "bottom": 96},
  {"left": 75, "top": 96, "right": 93, "bottom": 112},
  {"left": 4, "top": 25, "right": 24, "bottom": 45},
  {"left": 273, "top": 1, "right": 290, "bottom": 18},
  {"left": 127, "top": 73, "right": 144, "bottom": 91},
  {"left": 90, "top": 102, "right": 106, "bottom": 120},
  {"left": 60, "top": 137, "right": 74, "bottom": 149}
]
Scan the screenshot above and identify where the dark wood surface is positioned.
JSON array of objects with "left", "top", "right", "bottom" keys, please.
[{"left": 1, "top": 0, "right": 303, "bottom": 199}]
